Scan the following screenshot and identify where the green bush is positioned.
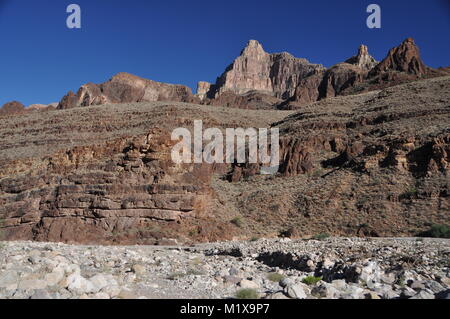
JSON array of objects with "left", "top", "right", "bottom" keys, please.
[
  {"left": 235, "top": 288, "right": 259, "bottom": 299},
  {"left": 312, "top": 233, "right": 330, "bottom": 241},
  {"left": 167, "top": 269, "right": 204, "bottom": 280},
  {"left": 167, "top": 272, "right": 185, "bottom": 280},
  {"left": 402, "top": 187, "right": 418, "bottom": 199},
  {"left": 266, "top": 273, "right": 285, "bottom": 282},
  {"left": 230, "top": 217, "right": 244, "bottom": 228},
  {"left": 302, "top": 276, "right": 322, "bottom": 285},
  {"left": 419, "top": 224, "right": 450, "bottom": 239},
  {"left": 186, "top": 269, "right": 204, "bottom": 276}
]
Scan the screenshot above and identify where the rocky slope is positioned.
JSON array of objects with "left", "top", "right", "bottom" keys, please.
[
  {"left": 218, "top": 76, "right": 450, "bottom": 238},
  {"left": 0, "top": 238, "right": 448, "bottom": 299}
]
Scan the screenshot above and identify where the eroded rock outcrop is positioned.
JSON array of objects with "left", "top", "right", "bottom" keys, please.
[
  {"left": 0, "top": 101, "right": 26, "bottom": 116},
  {"left": 58, "top": 73, "right": 199, "bottom": 109},
  {"left": 11, "top": 38, "right": 444, "bottom": 114},
  {"left": 319, "top": 63, "right": 367, "bottom": 99},
  {"left": 0, "top": 128, "right": 218, "bottom": 244},
  {"left": 28, "top": 104, "right": 57, "bottom": 112},
  {"left": 281, "top": 72, "right": 325, "bottom": 109},
  {"left": 286, "top": 47, "right": 373, "bottom": 107},
  {"left": 196, "top": 81, "right": 213, "bottom": 100},
  {"left": 0, "top": 101, "right": 57, "bottom": 117},
  {"left": 205, "top": 91, "right": 283, "bottom": 110}
]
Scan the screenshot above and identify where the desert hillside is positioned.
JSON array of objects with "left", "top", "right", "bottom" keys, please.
[
  {"left": 215, "top": 76, "right": 449, "bottom": 239},
  {"left": 0, "top": 76, "right": 448, "bottom": 244}
]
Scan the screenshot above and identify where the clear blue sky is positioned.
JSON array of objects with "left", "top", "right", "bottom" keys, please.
[{"left": 1, "top": 0, "right": 449, "bottom": 106}]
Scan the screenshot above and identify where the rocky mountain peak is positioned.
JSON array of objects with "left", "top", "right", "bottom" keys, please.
[
  {"left": 358, "top": 44, "right": 369, "bottom": 55},
  {"left": 241, "top": 39, "right": 266, "bottom": 55},
  {"left": 199, "top": 40, "right": 324, "bottom": 100},
  {"left": 370, "top": 37, "right": 427, "bottom": 76}
]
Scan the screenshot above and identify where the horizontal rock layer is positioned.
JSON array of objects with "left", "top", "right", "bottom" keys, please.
[{"left": 0, "top": 129, "right": 214, "bottom": 244}]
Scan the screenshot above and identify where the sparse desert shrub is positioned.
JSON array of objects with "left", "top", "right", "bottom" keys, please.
[
  {"left": 266, "top": 273, "right": 285, "bottom": 283},
  {"left": 280, "top": 227, "right": 298, "bottom": 238},
  {"left": 186, "top": 269, "right": 204, "bottom": 276},
  {"left": 302, "top": 276, "right": 323, "bottom": 285},
  {"left": 188, "top": 229, "right": 198, "bottom": 237},
  {"left": 230, "top": 217, "right": 244, "bottom": 228},
  {"left": 356, "top": 196, "right": 370, "bottom": 208},
  {"left": 309, "top": 168, "right": 324, "bottom": 178},
  {"left": 312, "top": 233, "right": 330, "bottom": 241},
  {"left": 235, "top": 288, "right": 259, "bottom": 299},
  {"left": 396, "top": 274, "right": 406, "bottom": 288},
  {"left": 167, "top": 272, "right": 185, "bottom": 280},
  {"left": 190, "top": 257, "right": 203, "bottom": 265},
  {"left": 401, "top": 187, "right": 418, "bottom": 199},
  {"left": 167, "top": 269, "right": 203, "bottom": 280},
  {"left": 419, "top": 224, "right": 450, "bottom": 239},
  {"left": 249, "top": 236, "right": 259, "bottom": 242}
]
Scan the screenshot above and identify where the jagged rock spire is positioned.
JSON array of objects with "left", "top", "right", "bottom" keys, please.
[{"left": 345, "top": 44, "right": 378, "bottom": 70}]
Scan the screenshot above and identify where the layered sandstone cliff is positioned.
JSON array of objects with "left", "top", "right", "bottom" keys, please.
[{"left": 0, "top": 130, "right": 213, "bottom": 244}]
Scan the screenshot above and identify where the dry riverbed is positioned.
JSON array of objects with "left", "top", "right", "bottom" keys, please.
[{"left": 0, "top": 237, "right": 449, "bottom": 299}]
